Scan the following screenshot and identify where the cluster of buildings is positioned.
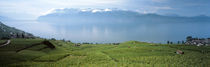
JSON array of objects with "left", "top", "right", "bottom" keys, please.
[{"left": 185, "top": 36, "right": 210, "bottom": 46}]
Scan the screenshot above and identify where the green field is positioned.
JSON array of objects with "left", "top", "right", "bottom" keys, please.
[
  {"left": 0, "top": 40, "right": 6, "bottom": 44},
  {"left": 0, "top": 39, "right": 210, "bottom": 67}
]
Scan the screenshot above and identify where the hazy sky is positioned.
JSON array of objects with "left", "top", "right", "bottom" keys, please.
[{"left": 0, "top": 0, "right": 209, "bottom": 20}]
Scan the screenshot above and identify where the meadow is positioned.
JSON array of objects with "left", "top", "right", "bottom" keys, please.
[{"left": 0, "top": 39, "right": 210, "bottom": 67}]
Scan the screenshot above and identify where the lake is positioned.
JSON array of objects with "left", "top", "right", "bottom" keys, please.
[{"left": 3, "top": 20, "right": 210, "bottom": 43}]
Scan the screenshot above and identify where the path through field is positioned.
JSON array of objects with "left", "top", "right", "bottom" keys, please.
[{"left": 0, "top": 40, "right": 11, "bottom": 47}]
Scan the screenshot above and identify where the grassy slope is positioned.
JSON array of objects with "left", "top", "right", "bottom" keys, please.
[
  {"left": 0, "top": 40, "right": 6, "bottom": 44},
  {"left": 0, "top": 39, "right": 210, "bottom": 67}
]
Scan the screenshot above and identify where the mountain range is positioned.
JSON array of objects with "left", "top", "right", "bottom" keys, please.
[{"left": 37, "top": 8, "right": 210, "bottom": 24}]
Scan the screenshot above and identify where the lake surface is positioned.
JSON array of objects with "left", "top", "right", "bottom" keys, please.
[{"left": 3, "top": 20, "right": 210, "bottom": 43}]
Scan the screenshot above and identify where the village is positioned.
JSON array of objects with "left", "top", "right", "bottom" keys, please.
[{"left": 185, "top": 36, "right": 210, "bottom": 46}]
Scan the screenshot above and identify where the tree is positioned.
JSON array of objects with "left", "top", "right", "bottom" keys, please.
[
  {"left": 177, "top": 41, "right": 180, "bottom": 44},
  {"left": 186, "top": 36, "right": 192, "bottom": 41},
  {"left": 22, "top": 33, "right": 25, "bottom": 38},
  {"left": 167, "top": 41, "right": 170, "bottom": 44},
  {"left": 62, "top": 39, "right": 65, "bottom": 42},
  {"left": 182, "top": 40, "right": 185, "bottom": 44},
  {"left": 67, "top": 40, "right": 71, "bottom": 42},
  {"left": 51, "top": 38, "right": 56, "bottom": 41},
  {"left": 16, "top": 33, "right": 19, "bottom": 38},
  {"left": 1, "top": 36, "right": 10, "bottom": 40},
  {"left": 170, "top": 42, "right": 173, "bottom": 44}
]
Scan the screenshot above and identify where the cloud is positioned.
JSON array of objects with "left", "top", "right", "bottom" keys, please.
[
  {"left": 41, "top": 8, "right": 113, "bottom": 15},
  {"left": 104, "top": 8, "right": 112, "bottom": 11},
  {"left": 92, "top": 9, "right": 102, "bottom": 13},
  {"left": 41, "top": 8, "right": 65, "bottom": 15},
  {"left": 135, "top": 6, "right": 172, "bottom": 14},
  {"left": 91, "top": 8, "right": 112, "bottom": 13}
]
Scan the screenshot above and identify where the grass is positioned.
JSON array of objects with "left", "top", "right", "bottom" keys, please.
[
  {"left": 0, "top": 39, "right": 210, "bottom": 67},
  {"left": 0, "top": 40, "right": 6, "bottom": 44}
]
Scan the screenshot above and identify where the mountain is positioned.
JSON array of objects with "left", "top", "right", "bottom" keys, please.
[
  {"left": 38, "top": 8, "right": 140, "bottom": 23},
  {"left": 0, "top": 16, "right": 14, "bottom": 21},
  {"left": 37, "top": 8, "right": 210, "bottom": 24},
  {"left": 0, "top": 21, "right": 34, "bottom": 39}
]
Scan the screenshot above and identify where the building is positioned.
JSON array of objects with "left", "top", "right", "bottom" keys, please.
[{"left": 185, "top": 36, "right": 210, "bottom": 46}]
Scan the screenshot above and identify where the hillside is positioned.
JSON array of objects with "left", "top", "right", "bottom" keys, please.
[
  {"left": 0, "top": 39, "right": 209, "bottom": 66},
  {"left": 0, "top": 21, "right": 34, "bottom": 39}
]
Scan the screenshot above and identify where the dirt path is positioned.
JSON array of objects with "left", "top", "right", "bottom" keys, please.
[{"left": 0, "top": 40, "right": 11, "bottom": 47}]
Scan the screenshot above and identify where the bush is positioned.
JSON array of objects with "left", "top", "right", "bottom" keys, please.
[
  {"left": 51, "top": 38, "right": 56, "bottom": 41},
  {"left": 1, "top": 37, "right": 10, "bottom": 40}
]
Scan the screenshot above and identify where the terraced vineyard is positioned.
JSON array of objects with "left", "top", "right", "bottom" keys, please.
[{"left": 0, "top": 39, "right": 210, "bottom": 67}]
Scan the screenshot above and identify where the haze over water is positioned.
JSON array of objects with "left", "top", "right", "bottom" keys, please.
[
  {"left": 3, "top": 20, "right": 210, "bottom": 43},
  {"left": 1, "top": 0, "right": 210, "bottom": 43}
]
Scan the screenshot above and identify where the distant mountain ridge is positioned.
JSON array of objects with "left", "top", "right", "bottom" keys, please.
[
  {"left": 0, "top": 16, "right": 13, "bottom": 21},
  {"left": 0, "top": 21, "right": 34, "bottom": 39},
  {"left": 37, "top": 8, "right": 210, "bottom": 24}
]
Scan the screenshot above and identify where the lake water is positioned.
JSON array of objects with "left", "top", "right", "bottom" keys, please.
[{"left": 3, "top": 20, "right": 210, "bottom": 43}]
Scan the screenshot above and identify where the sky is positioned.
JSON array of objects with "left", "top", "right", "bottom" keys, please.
[{"left": 0, "top": 0, "right": 210, "bottom": 20}]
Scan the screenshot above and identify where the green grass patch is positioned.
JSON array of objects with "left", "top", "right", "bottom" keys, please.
[
  {"left": 1, "top": 39, "right": 210, "bottom": 67},
  {"left": 34, "top": 53, "right": 70, "bottom": 62}
]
